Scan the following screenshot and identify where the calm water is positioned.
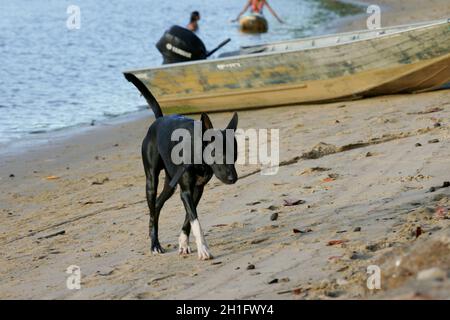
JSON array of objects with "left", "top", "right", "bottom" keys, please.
[{"left": 0, "top": 0, "right": 346, "bottom": 147}]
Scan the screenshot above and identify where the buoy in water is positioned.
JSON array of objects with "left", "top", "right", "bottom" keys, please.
[{"left": 239, "top": 14, "right": 268, "bottom": 34}]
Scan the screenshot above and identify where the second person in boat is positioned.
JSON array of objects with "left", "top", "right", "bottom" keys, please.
[{"left": 233, "top": 0, "right": 284, "bottom": 23}]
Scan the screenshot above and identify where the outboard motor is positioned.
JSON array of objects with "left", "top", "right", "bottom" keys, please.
[{"left": 156, "top": 25, "right": 207, "bottom": 64}]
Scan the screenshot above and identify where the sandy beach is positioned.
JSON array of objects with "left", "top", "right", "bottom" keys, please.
[{"left": 1, "top": 0, "right": 450, "bottom": 299}]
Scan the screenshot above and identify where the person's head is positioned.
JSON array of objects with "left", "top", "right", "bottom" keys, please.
[{"left": 190, "top": 11, "right": 200, "bottom": 23}]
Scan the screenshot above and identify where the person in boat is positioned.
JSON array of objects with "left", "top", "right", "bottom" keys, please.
[
  {"left": 187, "top": 11, "right": 200, "bottom": 32},
  {"left": 233, "top": 0, "right": 284, "bottom": 23}
]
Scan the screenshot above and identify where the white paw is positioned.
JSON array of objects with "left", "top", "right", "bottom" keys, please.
[
  {"left": 152, "top": 247, "right": 164, "bottom": 254},
  {"left": 178, "top": 232, "right": 191, "bottom": 255},
  {"left": 197, "top": 243, "right": 213, "bottom": 260},
  {"left": 179, "top": 246, "right": 192, "bottom": 255}
]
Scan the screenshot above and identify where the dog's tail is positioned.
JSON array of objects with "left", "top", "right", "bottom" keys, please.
[{"left": 124, "top": 73, "right": 164, "bottom": 118}]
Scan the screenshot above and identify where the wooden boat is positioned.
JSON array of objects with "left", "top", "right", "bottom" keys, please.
[
  {"left": 123, "top": 19, "right": 450, "bottom": 115},
  {"left": 239, "top": 14, "right": 268, "bottom": 34}
]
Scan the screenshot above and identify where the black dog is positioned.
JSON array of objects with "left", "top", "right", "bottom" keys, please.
[{"left": 138, "top": 83, "right": 238, "bottom": 260}]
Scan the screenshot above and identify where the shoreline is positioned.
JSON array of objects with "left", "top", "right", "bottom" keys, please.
[
  {"left": 0, "top": 107, "right": 149, "bottom": 159},
  {"left": 1, "top": 0, "right": 443, "bottom": 158},
  {"left": 0, "top": 0, "right": 383, "bottom": 157},
  {"left": 1, "top": 0, "right": 449, "bottom": 300}
]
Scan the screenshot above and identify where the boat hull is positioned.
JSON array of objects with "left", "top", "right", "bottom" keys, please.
[
  {"left": 124, "top": 20, "right": 450, "bottom": 114},
  {"left": 239, "top": 14, "right": 268, "bottom": 34}
]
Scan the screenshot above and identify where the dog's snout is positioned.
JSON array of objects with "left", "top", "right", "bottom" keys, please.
[{"left": 227, "top": 174, "right": 237, "bottom": 184}]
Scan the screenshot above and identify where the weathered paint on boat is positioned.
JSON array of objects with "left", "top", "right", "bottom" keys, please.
[
  {"left": 124, "top": 19, "right": 450, "bottom": 115},
  {"left": 239, "top": 14, "right": 268, "bottom": 34}
]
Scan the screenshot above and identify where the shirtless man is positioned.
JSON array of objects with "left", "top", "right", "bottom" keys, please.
[{"left": 187, "top": 11, "right": 200, "bottom": 32}]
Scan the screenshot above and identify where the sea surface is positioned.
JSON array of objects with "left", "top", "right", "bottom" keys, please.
[{"left": 0, "top": 0, "right": 356, "bottom": 148}]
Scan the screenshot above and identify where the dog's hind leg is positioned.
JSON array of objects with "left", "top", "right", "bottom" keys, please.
[
  {"left": 179, "top": 181, "right": 211, "bottom": 260},
  {"left": 146, "top": 170, "right": 164, "bottom": 254},
  {"left": 155, "top": 176, "right": 176, "bottom": 213},
  {"left": 179, "top": 186, "right": 204, "bottom": 255},
  {"left": 142, "top": 146, "right": 165, "bottom": 254}
]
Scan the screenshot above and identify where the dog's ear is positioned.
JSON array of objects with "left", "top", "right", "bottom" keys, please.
[
  {"left": 201, "top": 113, "right": 214, "bottom": 132},
  {"left": 226, "top": 112, "right": 238, "bottom": 131}
]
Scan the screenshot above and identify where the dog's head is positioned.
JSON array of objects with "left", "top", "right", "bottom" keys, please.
[{"left": 201, "top": 112, "right": 238, "bottom": 185}]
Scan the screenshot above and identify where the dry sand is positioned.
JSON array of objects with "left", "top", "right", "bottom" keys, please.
[{"left": 1, "top": 0, "right": 449, "bottom": 299}]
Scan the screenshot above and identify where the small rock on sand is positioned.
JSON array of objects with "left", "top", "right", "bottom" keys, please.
[
  {"left": 97, "top": 268, "right": 115, "bottom": 276},
  {"left": 301, "top": 142, "right": 339, "bottom": 160},
  {"left": 246, "top": 264, "right": 255, "bottom": 270},
  {"left": 325, "top": 290, "right": 341, "bottom": 298},
  {"left": 270, "top": 212, "right": 279, "bottom": 221},
  {"left": 415, "top": 226, "right": 423, "bottom": 238},
  {"left": 417, "top": 267, "right": 446, "bottom": 281},
  {"left": 283, "top": 199, "right": 306, "bottom": 206}
]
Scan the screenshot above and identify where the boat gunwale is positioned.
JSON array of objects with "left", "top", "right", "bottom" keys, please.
[
  {"left": 239, "top": 18, "right": 450, "bottom": 49},
  {"left": 123, "top": 19, "right": 450, "bottom": 74}
]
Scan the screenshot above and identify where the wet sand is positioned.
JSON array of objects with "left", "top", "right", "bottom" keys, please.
[{"left": 1, "top": 0, "right": 449, "bottom": 299}]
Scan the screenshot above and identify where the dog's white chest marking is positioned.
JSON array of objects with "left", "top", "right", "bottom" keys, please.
[{"left": 191, "top": 219, "right": 213, "bottom": 260}]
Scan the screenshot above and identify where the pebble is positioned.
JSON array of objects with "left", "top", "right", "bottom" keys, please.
[
  {"left": 270, "top": 212, "right": 279, "bottom": 221},
  {"left": 417, "top": 267, "right": 446, "bottom": 281},
  {"left": 246, "top": 264, "right": 255, "bottom": 270},
  {"left": 350, "top": 252, "right": 361, "bottom": 260},
  {"left": 415, "top": 226, "right": 423, "bottom": 238},
  {"left": 97, "top": 268, "right": 114, "bottom": 276},
  {"left": 268, "top": 279, "right": 279, "bottom": 284},
  {"left": 353, "top": 227, "right": 362, "bottom": 232},
  {"left": 428, "top": 139, "right": 440, "bottom": 144},
  {"left": 415, "top": 143, "right": 422, "bottom": 147},
  {"left": 325, "top": 290, "right": 341, "bottom": 298},
  {"left": 433, "top": 122, "right": 441, "bottom": 128},
  {"left": 9, "top": 174, "right": 15, "bottom": 178}
]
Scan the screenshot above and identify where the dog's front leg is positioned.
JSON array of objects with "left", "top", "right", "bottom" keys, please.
[
  {"left": 178, "top": 217, "right": 191, "bottom": 255},
  {"left": 179, "top": 185, "right": 204, "bottom": 255},
  {"left": 180, "top": 189, "right": 212, "bottom": 260}
]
